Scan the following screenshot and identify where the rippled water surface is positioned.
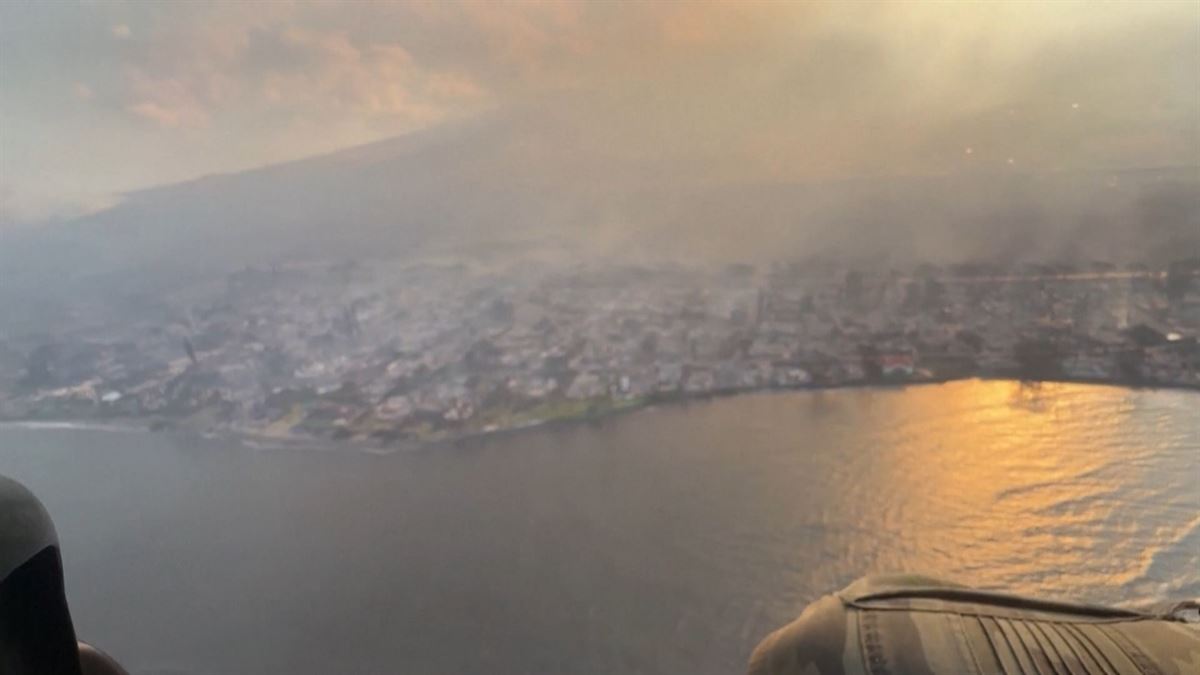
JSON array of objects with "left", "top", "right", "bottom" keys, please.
[{"left": 0, "top": 380, "right": 1196, "bottom": 674}]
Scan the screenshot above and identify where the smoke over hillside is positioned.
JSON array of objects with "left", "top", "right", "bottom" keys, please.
[
  {"left": 2, "top": 2, "right": 1198, "bottom": 328},
  {"left": 5, "top": 109, "right": 1197, "bottom": 280}
]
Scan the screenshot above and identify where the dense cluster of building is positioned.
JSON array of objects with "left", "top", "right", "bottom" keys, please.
[{"left": 2, "top": 257, "right": 1197, "bottom": 444}]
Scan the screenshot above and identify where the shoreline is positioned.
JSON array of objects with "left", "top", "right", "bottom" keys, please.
[{"left": 2, "top": 375, "right": 1197, "bottom": 452}]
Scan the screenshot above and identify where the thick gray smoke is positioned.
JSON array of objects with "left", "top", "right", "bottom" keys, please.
[{"left": 1, "top": 2, "right": 1197, "bottom": 328}]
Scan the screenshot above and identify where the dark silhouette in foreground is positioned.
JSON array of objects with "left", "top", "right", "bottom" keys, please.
[
  {"left": 0, "top": 476, "right": 128, "bottom": 675},
  {"left": 748, "top": 574, "right": 1200, "bottom": 674}
]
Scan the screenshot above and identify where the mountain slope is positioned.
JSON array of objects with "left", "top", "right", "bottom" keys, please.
[{"left": 2, "top": 111, "right": 1197, "bottom": 330}]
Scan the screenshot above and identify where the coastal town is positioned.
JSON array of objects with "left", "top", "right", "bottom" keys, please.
[{"left": 2, "top": 257, "right": 1198, "bottom": 445}]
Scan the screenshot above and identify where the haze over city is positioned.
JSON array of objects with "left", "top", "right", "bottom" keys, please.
[{"left": 0, "top": 0, "right": 1197, "bottom": 439}]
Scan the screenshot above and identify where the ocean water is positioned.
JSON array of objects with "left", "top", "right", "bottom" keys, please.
[{"left": 1, "top": 380, "right": 1196, "bottom": 674}]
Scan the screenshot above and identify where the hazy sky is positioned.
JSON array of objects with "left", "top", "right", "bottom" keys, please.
[{"left": 1, "top": 1, "right": 1197, "bottom": 225}]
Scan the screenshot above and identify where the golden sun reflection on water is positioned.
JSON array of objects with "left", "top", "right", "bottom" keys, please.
[{"left": 848, "top": 380, "right": 1195, "bottom": 604}]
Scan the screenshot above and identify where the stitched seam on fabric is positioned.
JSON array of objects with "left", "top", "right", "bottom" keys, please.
[
  {"left": 953, "top": 614, "right": 987, "bottom": 675},
  {"left": 983, "top": 616, "right": 1025, "bottom": 675},
  {"left": 978, "top": 617, "right": 1013, "bottom": 675},
  {"left": 1027, "top": 621, "right": 1074, "bottom": 675},
  {"left": 1012, "top": 620, "right": 1056, "bottom": 675},
  {"left": 1097, "top": 625, "right": 1160, "bottom": 675},
  {"left": 997, "top": 618, "right": 1037, "bottom": 675},
  {"left": 843, "top": 604, "right": 1158, "bottom": 625},
  {"left": 1062, "top": 624, "right": 1120, "bottom": 675},
  {"left": 858, "top": 611, "right": 890, "bottom": 675},
  {"left": 1058, "top": 622, "right": 1108, "bottom": 675},
  {"left": 1043, "top": 621, "right": 1096, "bottom": 675}
]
